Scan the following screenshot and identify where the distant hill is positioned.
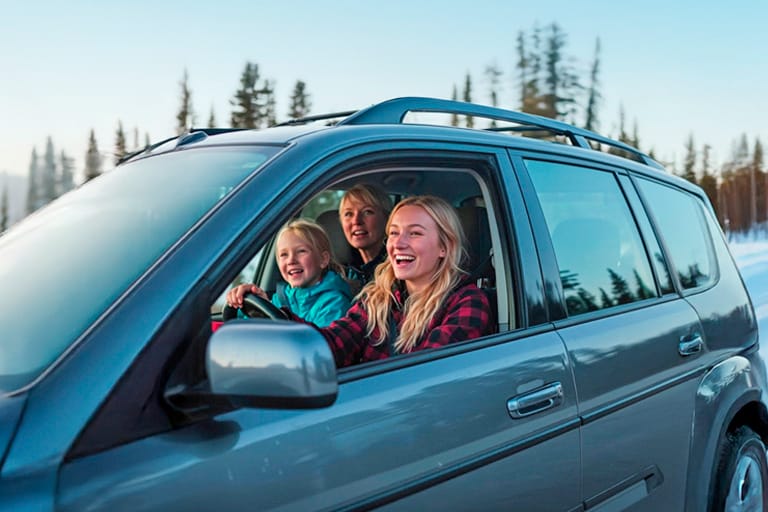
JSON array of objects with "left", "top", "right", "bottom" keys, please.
[{"left": 1, "top": 172, "right": 28, "bottom": 227}]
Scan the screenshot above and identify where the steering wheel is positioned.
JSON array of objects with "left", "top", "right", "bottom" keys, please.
[{"left": 221, "top": 293, "right": 289, "bottom": 321}]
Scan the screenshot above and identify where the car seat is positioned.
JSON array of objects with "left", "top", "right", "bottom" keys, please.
[
  {"left": 457, "top": 204, "right": 497, "bottom": 329},
  {"left": 315, "top": 209, "right": 357, "bottom": 268}
]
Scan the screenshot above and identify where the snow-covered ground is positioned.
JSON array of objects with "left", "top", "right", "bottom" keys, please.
[
  {"left": 730, "top": 238, "right": 768, "bottom": 322},
  {"left": 729, "top": 237, "right": 768, "bottom": 362}
]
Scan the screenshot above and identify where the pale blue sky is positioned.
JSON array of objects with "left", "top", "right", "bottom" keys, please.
[{"left": 2, "top": 1, "right": 766, "bottom": 182}]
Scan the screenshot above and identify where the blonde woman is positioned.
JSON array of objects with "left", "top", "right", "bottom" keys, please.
[
  {"left": 319, "top": 195, "right": 492, "bottom": 367},
  {"left": 338, "top": 184, "right": 392, "bottom": 289},
  {"left": 226, "top": 219, "right": 351, "bottom": 327}
]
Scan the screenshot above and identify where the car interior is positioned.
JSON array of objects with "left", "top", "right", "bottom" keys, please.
[{"left": 212, "top": 166, "right": 509, "bottom": 338}]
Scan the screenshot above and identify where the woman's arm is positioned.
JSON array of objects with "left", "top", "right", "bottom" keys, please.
[
  {"left": 318, "top": 301, "right": 369, "bottom": 367},
  {"left": 415, "top": 285, "right": 491, "bottom": 351}
]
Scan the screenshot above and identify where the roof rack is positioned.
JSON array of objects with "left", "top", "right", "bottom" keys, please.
[
  {"left": 275, "top": 110, "right": 358, "bottom": 127},
  {"left": 338, "top": 97, "right": 662, "bottom": 169},
  {"left": 117, "top": 127, "right": 250, "bottom": 165}
]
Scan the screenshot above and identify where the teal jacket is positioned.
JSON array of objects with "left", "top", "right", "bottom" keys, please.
[{"left": 273, "top": 270, "right": 352, "bottom": 327}]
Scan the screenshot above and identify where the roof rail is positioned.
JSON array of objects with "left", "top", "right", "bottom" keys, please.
[
  {"left": 339, "top": 97, "right": 662, "bottom": 169},
  {"left": 275, "top": 110, "right": 358, "bottom": 127}
]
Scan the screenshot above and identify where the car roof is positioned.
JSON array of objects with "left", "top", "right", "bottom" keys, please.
[{"left": 121, "top": 96, "right": 699, "bottom": 194}]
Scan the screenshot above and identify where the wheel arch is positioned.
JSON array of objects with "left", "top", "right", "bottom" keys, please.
[{"left": 685, "top": 354, "right": 768, "bottom": 511}]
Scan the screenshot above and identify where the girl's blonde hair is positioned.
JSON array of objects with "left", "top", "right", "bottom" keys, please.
[
  {"left": 361, "top": 196, "right": 468, "bottom": 353},
  {"left": 275, "top": 219, "right": 344, "bottom": 277}
]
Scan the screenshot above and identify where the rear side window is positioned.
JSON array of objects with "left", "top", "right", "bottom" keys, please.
[
  {"left": 526, "top": 160, "right": 658, "bottom": 317},
  {"left": 636, "top": 178, "right": 716, "bottom": 290}
]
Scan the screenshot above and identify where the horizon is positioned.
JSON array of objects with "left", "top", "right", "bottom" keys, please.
[{"left": 2, "top": 1, "right": 767, "bottom": 182}]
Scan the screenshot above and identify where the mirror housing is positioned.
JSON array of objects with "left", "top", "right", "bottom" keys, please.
[{"left": 206, "top": 320, "right": 338, "bottom": 409}]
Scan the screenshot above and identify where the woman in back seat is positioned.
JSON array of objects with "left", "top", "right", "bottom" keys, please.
[{"left": 337, "top": 184, "right": 392, "bottom": 292}]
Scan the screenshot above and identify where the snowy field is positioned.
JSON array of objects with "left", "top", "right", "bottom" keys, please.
[
  {"left": 729, "top": 236, "right": 768, "bottom": 361},
  {"left": 730, "top": 237, "right": 768, "bottom": 322}
]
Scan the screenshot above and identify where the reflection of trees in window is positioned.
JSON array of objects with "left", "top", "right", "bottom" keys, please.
[
  {"left": 560, "top": 269, "right": 579, "bottom": 290},
  {"left": 679, "top": 263, "right": 704, "bottom": 289},
  {"left": 654, "top": 252, "right": 673, "bottom": 293},
  {"left": 634, "top": 269, "right": 654, "bottom": 299},
  {"left": 608, "top": 269, "right": 633, "bottom": 305},
  {"left": 599, "top": 288, "right": 613, "bottom": 308},
  {"left": 560, "top": 264, "right": 656, "bottom": 315}
]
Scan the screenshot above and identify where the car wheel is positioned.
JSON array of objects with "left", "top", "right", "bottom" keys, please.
[{"left": 710, "top": 425, "right": 768, "bottom": 511}]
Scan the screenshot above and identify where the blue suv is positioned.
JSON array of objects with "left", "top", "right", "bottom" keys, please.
[{"left": 0, "top": 97, "right": 765, "bottom": 511}]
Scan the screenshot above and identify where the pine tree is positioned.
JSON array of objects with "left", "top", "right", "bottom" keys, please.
[
  {"left": 59, "top": 150, "right": 75, "bottom": 195},
  {"left": 484, "top": 63, "right": 502, "bottom": 128},
  {"left": 450, "top": 85, "right": 459, "bottom": 127},
  {"left": 263, "top": 80, "right": 277, "bottom": 127},
  {"left": 544, "top": 23, "right": 580, "bottom": 121},
  {"left": 699, "top": 144, "right": 718, "bottom": 216},
  {"left": 25, "top": 148, "right": 39, "bottom": 214},
  {"left": 515, "top": 30, "right": 529, "bottom": 109},
  {"left": 584, "top": 38, "right": 601, "bottom": 131},
  {"left": 208, "top": 105, "right": 216, "bottom": 128},
  {"left": 230, "top": 62, "right": 261, "bottom": 129},
  {"left": 682, "top": 134, "right": 697, "bottom": 184},
  {"left": 463, "top": 73, "right": 474, "bottom": 128},
  {"left": 1, "top": 182, "right": 8, "bottom": 233},
  {"left": 288, "top": 80, "right": 312, "bottom": 119},
  {"left": 84, "top": 129, "right": 102, "bottom": 182},
  {"left": 114, "top": 120, "right": 127, "bottom": 165},
  {"left": 40, "top": 136, "right": 58, "bottom": 205},
  {"left": 176, "top": 68, "right": 194, "bottom": 135},
  {"left": 753, "top": 138, "right": 763, "bottom": 226}
]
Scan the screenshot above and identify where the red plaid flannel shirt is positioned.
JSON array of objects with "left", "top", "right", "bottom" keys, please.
[{"left": 315, "top": 282, "right": 492, "bottom": 368}]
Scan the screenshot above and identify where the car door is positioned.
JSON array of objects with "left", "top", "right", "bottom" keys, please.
[
  {"left": 56, "top": 144, "right": 582, "bottom": 511},
  {"left": 518, "top": 155, "right": 706, "bottom": 510}
]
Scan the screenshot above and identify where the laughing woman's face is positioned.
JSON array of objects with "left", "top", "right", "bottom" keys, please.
[{"left": 387, "top": 205, "right": 446, "bottom": 294}]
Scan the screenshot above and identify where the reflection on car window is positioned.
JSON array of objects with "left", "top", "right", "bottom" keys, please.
[
  {"left": 0, "top": 146, "right": 278, "bottom": 393},
  {"left": 526, "top": 160, "right": 658, "bottom": 316},
  {"left": 636, "top": 178, "right": 715, "bottom": 290}
]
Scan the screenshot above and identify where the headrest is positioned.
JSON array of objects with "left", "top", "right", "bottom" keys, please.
[{"left": 315, "top": 209, "right": 356, "bottom": 267}]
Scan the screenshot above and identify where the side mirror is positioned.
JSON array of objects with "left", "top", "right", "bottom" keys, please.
[{"left": 206, "top": 320, "right": 338, "bottom": 409}]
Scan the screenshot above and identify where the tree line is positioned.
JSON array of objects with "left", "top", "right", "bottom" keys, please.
[{"left": 11, "top": 22, "right": 764, "bottom": 237}]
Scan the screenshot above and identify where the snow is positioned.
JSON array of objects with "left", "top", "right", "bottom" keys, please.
[{"left": 730, "top": 236, "right": 768, "bottom": 361}]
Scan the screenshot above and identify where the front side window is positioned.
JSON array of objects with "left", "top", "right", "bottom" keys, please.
[
  {"left": 526, "top": 160, "right": 658, "bottom": 317},
  {"left": 636, "top": 178, "right": 715, "bottom": 290}
]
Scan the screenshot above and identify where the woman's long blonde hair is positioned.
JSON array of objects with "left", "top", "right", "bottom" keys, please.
[
  {"left": 361, "top": 196, "right": 467, "bottom": 353},
  {"left": 275, "top": 219, "right": 345, "bottom": 277}
]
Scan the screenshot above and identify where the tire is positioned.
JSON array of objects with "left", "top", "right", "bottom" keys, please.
[{"left": 710, "top": 425, "right": 768, "bottom": 511}]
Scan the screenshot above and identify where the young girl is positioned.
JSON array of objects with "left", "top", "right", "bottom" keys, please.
[{"left": 227, "top": 219, "right": 352, "bottom": 327}]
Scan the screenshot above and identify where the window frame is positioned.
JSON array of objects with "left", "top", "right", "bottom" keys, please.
[
  {"left": 512, "top": 151, "right": 671, "bottom": 325},
  {"left": 631, "top": 174, "right": 720, "bottom": 296}
]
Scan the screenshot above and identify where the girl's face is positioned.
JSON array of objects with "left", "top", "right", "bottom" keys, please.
[
  {"left": 387, "top": 205, "right": 446, "bottom": 294},
  {"left": 276, "top": 230, "right": 329, "bottom": 288},
  {"left": 340, "top": 197, "right": 386, "bottom": 255}
]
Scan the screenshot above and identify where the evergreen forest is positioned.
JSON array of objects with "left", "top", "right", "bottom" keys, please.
[{"left": 9, "top": 22, "right": 764, "bottom": 238}]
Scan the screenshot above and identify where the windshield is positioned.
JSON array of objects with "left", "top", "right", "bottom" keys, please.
[{"left": 0, "top": 146, "right": 279, "bottom": 393}]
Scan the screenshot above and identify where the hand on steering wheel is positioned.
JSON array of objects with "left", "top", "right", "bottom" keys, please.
[{"left": 222, "top": 292, "right": 289, "bottom": 321}]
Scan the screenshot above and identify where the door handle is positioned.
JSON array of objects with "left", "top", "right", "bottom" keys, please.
[
  {"left": 678, "top": 335, "right": 703, "bottom": 356},
  {"left": 507, "top": 382, "right": 563, "bottom": 418}
]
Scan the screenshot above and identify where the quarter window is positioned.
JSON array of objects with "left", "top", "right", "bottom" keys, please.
[
  {"left": 636, "top": 178, "right": 715, "bottom": 290},
  {"left": 526, "top": 160, "right": 658, "bottom": 316}
]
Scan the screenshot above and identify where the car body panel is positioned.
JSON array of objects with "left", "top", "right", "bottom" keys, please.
[{"left": 57, "top": 331, "right": 580, "bottom": 511}]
